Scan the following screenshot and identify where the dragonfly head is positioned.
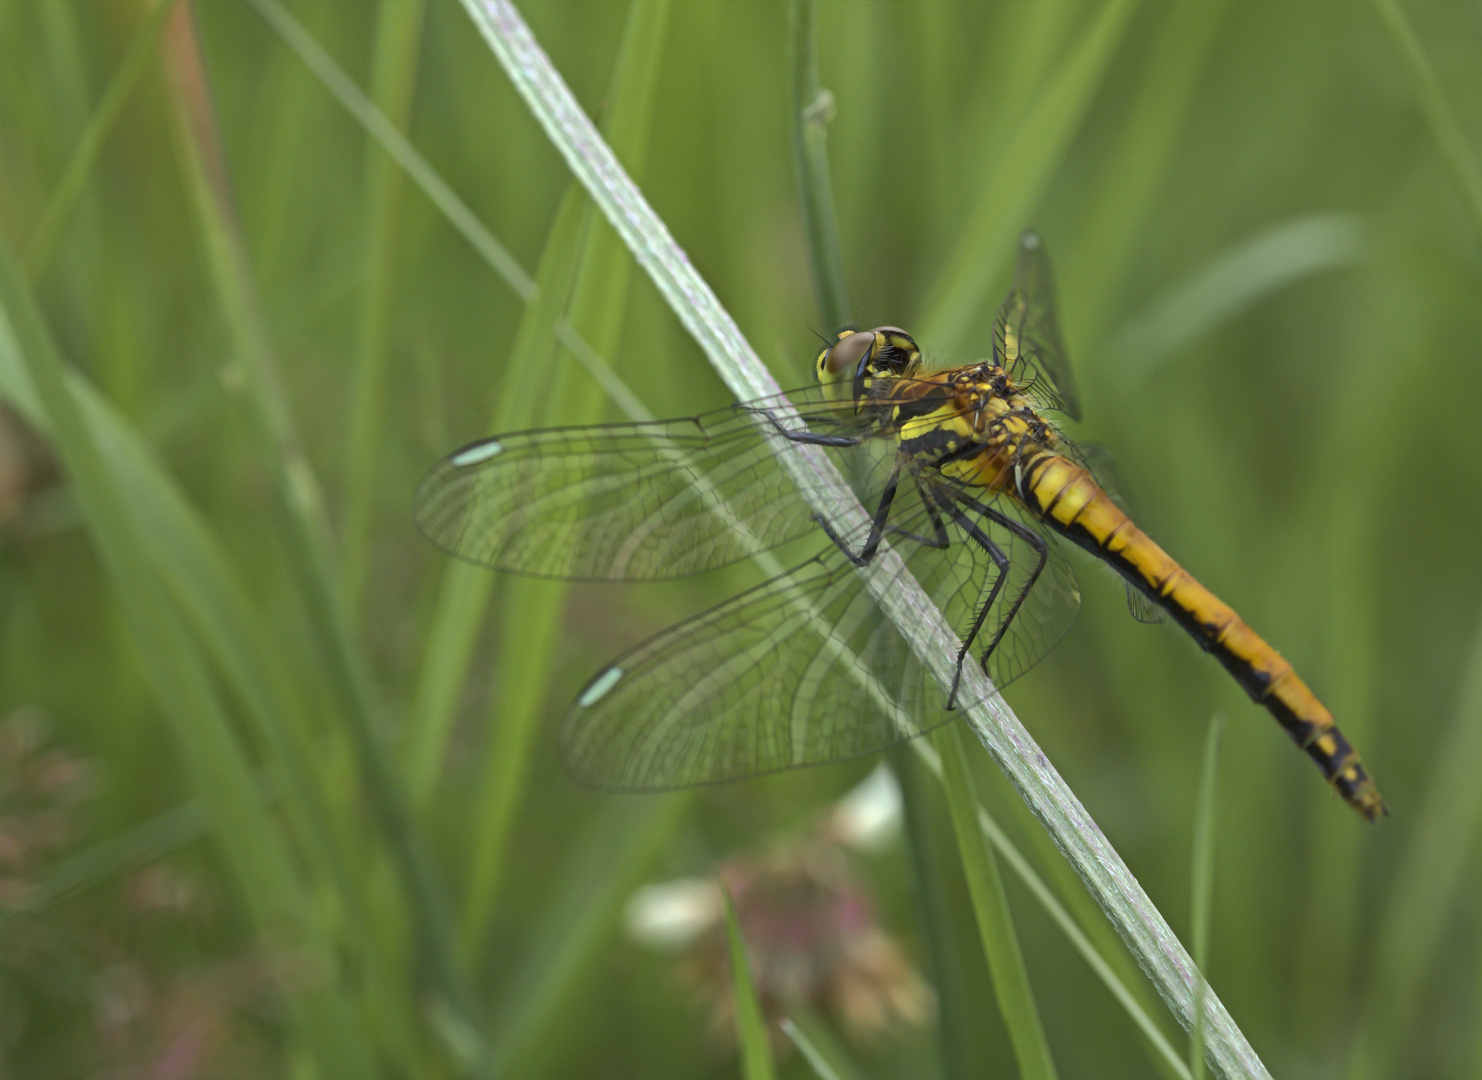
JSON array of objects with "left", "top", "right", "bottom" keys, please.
[{"left": 815, "top": 326, "right": 921, "bottom": 409}]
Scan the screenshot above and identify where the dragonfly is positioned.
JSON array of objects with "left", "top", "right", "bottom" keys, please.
[{"left": 414, "top": 231, "right": 1386, "bottom": 821}]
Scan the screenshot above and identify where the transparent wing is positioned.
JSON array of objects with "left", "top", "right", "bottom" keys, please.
[
  {"left": 559, "top": 485, "right": 1080, "bottom": 791},
  {"left": 996, "top": 230, "right": 1082, "bottom": 421},
  {"left": 413, "top": 379, "right": 961, "bottom": 581}
]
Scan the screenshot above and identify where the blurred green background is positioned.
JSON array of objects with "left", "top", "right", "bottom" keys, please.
[{"left": 1, "top": 1, "right": 1480, "bottom": 1077}]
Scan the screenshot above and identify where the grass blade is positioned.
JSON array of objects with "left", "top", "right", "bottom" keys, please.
[
  {"left": 460, "top": 0, "right": 672, "bottom": 956},
  {"left": 489, "top": 794, "right": 690, "bottom": 1076},
  {"left": 918, "top": 0, "right": 1140, "bottom": 351},
  {"left": 892, "top": 745, "right": 1005, "bottom": 1074},
  {"left": 789, "top": 0, "right": 849, "bottom": 329},
  {"left": 781, "top": 1015, "right": 847, "bottom": 1080},
  {"left": 1370, "top": 0, "right": 1482, "bottom": 247},
  {"left": 1063, "top": 0, "right": 1232, "bottom": 347},
  {"left": 342, "top": 0, "right": 428, "bottom": 614},
  {"left": 460, "top": 3, "right": 1271, "bottom": 1075},
  {"left": 25, "top": 0, "right": 179, "bottom": 275},
  {"left": 0, "top": 214, "right": 380, "bottom": 1080},
  {"left": 723, "top": 883, "right": 780, "bottom": 1080},
  {"left": 781, "top": 1005, "right": 864, "bottom": 1080},
  {"left": 11, "top": 799, "right": 207, "bottom": 913},
  {"left": 1107, "top": 213, "right": 1366, "bottom": 380},
  {"left": 1190, "top": 715, "right": 1226, "bottom": 1080},
  {"left": 409, "top": 184, "right": 591, "bottom": 808},
  {"left": 921, "top": 741, "right": 1189, "bottom": 1080},
  {"left": 1348, "top": 611, "right": 1482, "bottom": 1076},
  {"left": 161, "top": 1, "right": 481, "bottom": 1043},
  {"left": 936, "top": 723, "right": 1059, "bottom": 1080}
]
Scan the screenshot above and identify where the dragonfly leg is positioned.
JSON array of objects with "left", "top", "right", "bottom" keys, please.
[
  {"left": 738, "top": 403, "right": 866, "bottom": 448},
  {"left": 813, "top": 460, "right": 906, "bottom": 567},
  {"left": 885, "top": 475, "right": 952, "bottom": 548},
  {"left": 934, "top": 494, "right": 1014, "bottom": 708},
  {"left": 953, "top": 493, "right": 1050, "bottom": 685}
]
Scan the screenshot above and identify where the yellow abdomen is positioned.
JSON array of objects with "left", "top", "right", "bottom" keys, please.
[{"left": 1015, "top": 451, "right": 1386, "bottom": 820}]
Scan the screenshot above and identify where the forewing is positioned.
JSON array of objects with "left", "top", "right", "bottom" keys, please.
[
  {"left": 996, "top": 230, "right": 1082, "bottom": 421},
  {"left": 414, "top": 384, "right": 889, "bottom": 581}
]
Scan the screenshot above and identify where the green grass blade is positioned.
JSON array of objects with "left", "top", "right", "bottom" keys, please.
[
  {"left": 160, "top": 4, "right": 482, "bottom": 1043},
  {"left": 490, "top": 794, "right": 690, "bottom": 1076},
  {"left": 25, "top": 0, "right": 178, "bottom": 275},
  {"left": 2, "top": 260, "right": 422, "bottom": 1071},
  {"left": 1106, "top": 213, "right": 1366, "bottom": 380},
  {"left": 342, "top": 0, "right": 428, "bottom": 615},
  {"left": 10, "top": 798, "right": 207, "bottom": 914},
  {"left": 789, "top": 0, "right": 849, "bottom": 329},
  {"left": 781, "top": 1020, "right": 842, "bottom": 1080},
  {"left": 1370, "top": 0, "right": 1482, "bottom": 247},
  {"left": 891, "top": 745, "right": 1006, "bottom": 1074},
  {"left": 244, "top": 0, "right": 534, "bottom": 298},
  {"left": 1348, "top": 611, "right": 1482, "bottom": 1076},
  {"left": 935, "top": 723, "right": 1059, "bottom": 1080},
  {"left": 781, "top": 1005, "right": 863, "bottom": 1080},
  {"left": 1190, "top": 715, "right": 1225, "bottom": 1080},
  {"left": 723, "top": 883, "right": 780, "bottom": 1080},
  {"left": 0, "top": 214, "right": 381, "bottom": 1080},
  {"left": 459, "top": 0, "right": 671, "bottom": 960},
  {"left": 936, "top": 743, "right": 1189, "bottom": 1080},
  {"left": 408, "top": 185, "right": 590, "bottom": 806},
  {"left": 918, "top": 0, "right": 1140, "bottom": 351},
  {"left": 462, "top": 6, "right": 1271, "bottom": 1075},
  {"left": 1063, "top": 0, "right": 1232, "bottom": 348}
]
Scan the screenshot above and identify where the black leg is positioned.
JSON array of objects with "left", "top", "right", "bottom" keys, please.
[
  {"left": 815, "top": 460, "right": 904, "bottom": 566},
  {"left": 885, "top": 475, "right": 952, "bottom": 549},
  {"left": 952, "top": 492, "right": 1050, "bottom": 683},
  {"left": 934, "top": 492, "right": 1014, "bottom": 708},
  {"left": 739, "top": 403, "right": 865, "bottom": 448}
]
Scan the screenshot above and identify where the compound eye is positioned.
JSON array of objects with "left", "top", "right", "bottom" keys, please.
[
  {"left": 866, "top": 327, "right": 920, "bottom": 372},
  {"left": 821, "top": 331, "right": 875, "bottom": 378}
]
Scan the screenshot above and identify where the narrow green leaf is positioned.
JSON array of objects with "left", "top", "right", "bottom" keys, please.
[
  {"left": 0, "top": 211, "right": 380, "bottom": 1080},
  {"left": 161, "top": 3, "right": 481, "bottom": 1046},
  {"left": 1348, "top": 611, "right": 1482, "bottom": 1076},
  {"left": 342, "top": 0, "right": 428, "bottom": 614},
  {"left": 405, "top": 171, "right": 592, "bottom": 812},
  {"left": 26, "top": 0, "right": 179, "bottom": 275},
  {"left": 490, "top": 794, "right": 690, "bottom": 1077},
  {"left": 724, "top": 884, "right": 779, "bottom": 1080},
  {"left": 10, "top": 799, "right": 207, "bottom": 914},
  {"left": 2, "top": 249, "right": 423, "bottom": 1077},
  {"left": 919, "top": 0, "right": 1140, "bottom": 351},
  {"left": 1106, "top": 213, "right": 1366, "bottom": 380},
  {"left": 1064, "top": 0, "right": 1232, "bottom": 348},
  {"left": 1190, "top": 714, "right": 1225, "bottom": 1080},
  {"left": 948, "top": 749, "right": 1189, "bottom": 1080},
  {"left": 1370, "top": 0, "right": 1482, "bottom": 247},
  {"left": 789, "top": 0, "right": 849, "bottom": 329},
  {"left": 244, "top": 0, "right": 535, "bottom": 297},
  {"left": 935, "top": 724, "right": 1059, "bottom": 1080},
  {"left": 892, "top": 745, "right": 1005, "bottom": 1075},
  {"left": 457, "top": 0, "right": 672, "bottom": 961},
  {"left": 781, "top": 1013, "right": 852, "bottom": 1080}
]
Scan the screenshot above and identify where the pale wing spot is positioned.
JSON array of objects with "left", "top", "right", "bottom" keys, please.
[
  {"left": 451, "top": 440, "right": 505, "bottom": 467},
  {"left": 578, "top": 666, "right": 625, "bottom": 708}
]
